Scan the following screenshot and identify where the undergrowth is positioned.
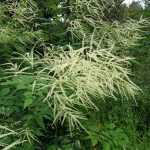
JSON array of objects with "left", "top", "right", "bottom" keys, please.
[{"left": 0, "top": 0, "right": 149, "bottom": 149}]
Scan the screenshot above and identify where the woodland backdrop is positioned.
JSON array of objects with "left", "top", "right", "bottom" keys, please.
[{"left": 0, "top": 0, "right": 150, "bottom": 150}]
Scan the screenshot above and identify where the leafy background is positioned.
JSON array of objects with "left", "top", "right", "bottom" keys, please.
[{"left": 0, "top": 0, "right": 150, "bottom": 150}]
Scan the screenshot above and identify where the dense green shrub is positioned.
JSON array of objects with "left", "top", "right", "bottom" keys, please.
[{"left": 0, "top": 0, "right": 149, "bottom": 149}]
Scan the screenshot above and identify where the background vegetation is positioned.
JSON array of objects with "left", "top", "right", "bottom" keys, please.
[{"left": 0, "top": 0, "right": 149, "bottom": 150}]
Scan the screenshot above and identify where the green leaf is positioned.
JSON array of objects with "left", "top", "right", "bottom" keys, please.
[
  {"left": 18, "top": 143, "right": 35, "bottom": 150},
  {"left": 47, "top": 145, "right": 58, "bottom": 150},
  {"left": 35, "top": 116, "right": 45, "bottom": 129},
  {"left": 63, "top": 144, "right": 73, "bottom": 150},
  {"left": 88, "top": 133, "right": 99, "bottom": 146},
  {"left": 0, "top": 88, "right": 10, "bottom": 96},
  {"left": 103, "top": 143, "right": 111, "bottom": 150},
  {"left": 91, "top": 137, "right": 98, "bottom": 146},
  {"left": 24, "top": 97, "right": 33, "bottom": 108},
  {"left": 24, "top": 92, "right": 33, "bottom": 108}
]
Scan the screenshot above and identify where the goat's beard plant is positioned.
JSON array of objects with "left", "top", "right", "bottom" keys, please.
[
  {"left": 0, "top": 0, "right": 146, "bottom": 149},
  {"left": 6, "top": 42, "right": 140, "bottom": 132},
  {"left": 68, "top": 0, "right": 145, "bottom": 51}
]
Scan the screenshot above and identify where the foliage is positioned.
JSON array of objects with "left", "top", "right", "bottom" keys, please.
[
  {"left": 4, "top": 43, "right": 139, "bottom": 129},
  {"left": 0, "top": 0, "right": 149, "bottom": 149},
  {"left": 68, "top": 0, "right": 146, "bottom": 56}
]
